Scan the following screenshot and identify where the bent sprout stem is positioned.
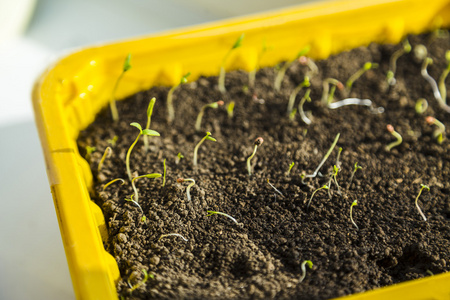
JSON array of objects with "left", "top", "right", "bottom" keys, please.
[
  {"left": 158, "top": 233, "right": 189, "bottom": 242},
  {"left": 307, "top": 185, "right": 329, "bottom": 210},
  {"left": 267, "top": 178, "right": 284, "bottom": 197},
  {"left": 274, "top": 46, "right": 310, "bottom": 92},
  {"left": 193, "top": 132, "right": 217, "bottom": 167},
  {"left": 346, "top": 62, "right": 378, "bottom": 95},
  {"left": 288, "top": 76, "right": 310, "bottom": 116},
  {"left": 125, "top": 194, "right": 146, "bottom": 223},
  {"left": 299, "top": 260, "right": 313, "bottom": 283},
  {"left": 103, "top": 178, "right": 125, "bottom": 190},
  {"left": 206, "top": 210, "right": 238, "bottom": 225},
  {"left": 128, "top": 270, "right": 152, "bottom": 292},
  {"left": 131, "top": 173, "right": 162, "bottom": 203},
  {"left": 298, "top": 88, "right": 312, "bottom": 125},
  {"left": 327, "top": 98, "right": 384, "bottom": 114},
  {"left": 110, "top": 54, "right": 132, "bottom": 122},
  {"left": 439, "top": 50, "right": 450, "bottom": 104},
  {"left": 305, "top": 133, "right": 340, "bottom": 180},
  {"left": 348, "top": 162, "right": 362, "bottom": 189},
  {"left": 321, "top": 78, "right": 344, "bottom": 104},
  {"left": 386, "top": 39, "right": 411, "bottom": 85},
  {"left": 219, "top": 33, "right": 244, "bottom": 94},
  {"left": 177, "top": 178, "right": 196, "bottom": 201},
  {"left": 350, "top": 200, "right": 359, "bottom": 230},
  {"left": 195, "top": 100, "right": 224, "bottom": 132},
  {"left": 98, "top": 147, "right": 112, "bottom": 172},
  {"left": 421, "top": 57, "right": 450, "bottom": 113},
  {"left": 426, "top": 116, "right": 446, "bottom": 144},
  {"left": 385, "top": 124, "right": 402, "bottom": 151},
  {"left": 299, "top": 56, "right": 319, "bottom": 77},
  {"left": 247, "top": 137, "right": 264, "bottom": 176},
  {"left": 167, "top": 72, "right": 191, "bottom": 123},
  {"left": 415, "top": 184, "right": 430, "bottom": 221}
]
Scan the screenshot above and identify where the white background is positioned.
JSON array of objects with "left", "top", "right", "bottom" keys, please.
[{"left": 0, "top": 0, "right": 313, "bottom": 299}]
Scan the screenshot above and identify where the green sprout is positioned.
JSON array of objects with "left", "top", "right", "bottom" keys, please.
[
  {"left": 267, "top": 178, "right": 284, "bottom": 197},
  {"left": 385, "top": 124, "right": 403, "bottom": 151},
  {"left": 298, "top": 55, "right": 319, "bottom": 77},
  {"left": 85, "top": 145, "right": 96, "bottom": 160},
  {"left": 289, "top": 108, "right": 297, "bottom": 122},
  {"left": 426, "top": 116, "right": 445, "bottom": 144},
  {"left": 126, "top": 122, "right": 160, "bottom": 181},
  {"left": 287, "top": 76, "right": 310, "bottom": 116},
  {"left": 327, "top": 165, "right": 341, "bottom": 198},
  {"left": 227, "top": 101, "right": 235, "bottom": 119},
  {"left": 386, "top": 39, "right": 411, "bottom": 85},
  {"left": 162, "top": 159, "right": 167, "bottom": 187},
  {"left": 195, "top": 100, "right": 224, "bottom": 132},
  {"left": 158, "top": 233, "right": 189, "bottom": 242},
  {"left": 415, "top": 184, "right": 430, "bottom": 221},
  {"left": 218, "top": 33, "right": 244, "bottom": 94},
  {"left": 143, "top": 97, "right": 156, "bottom": 153},
  {"left": 348, "top": 162, "right": 362, "bottom": 189},
  {"left": 177, "top": 178, "right": 196, "bottom": 201},
  {"left": 304, "top": 133, "right": 340, "bottom": 180},
  {"left": 167, "top": 72, "right": 191, "bottom": 123},
  {"left": 102, "top": 178, "right": 125, "bottom": 190},
  {"left": 98, "top": 147, "right": 112, "bottom": 173},
  {"left": 124, "top": 194, "right": 147, "bottom": 223},
  {"left": 175, "top": 152, "right": 184, "bottom": 165},
  {"left": 193, "top": 132, "right": 217, "bottom": 167},
  {"left": 128, "top": 269, "right": 153, "bottom": 293},
  {"left": 107, "top": 135, "right": 118, "bottom": 147},
  {"left": 287, "top": 161, "right": 295, "bottom": 176},
  {"left": 274, "top": 46, "right": 310, "bottom": 92},
  {"left": 110, "top": 53, "right": 132, "bottom": 122},
  {"left": 306, "top": 185, "right": 329, "bottom": 210},
  {"left": 321, "top": 78, "right": 344, "bottom": 105},
  {"left": 439, "top": 51, "right": 450, "bottom": 104},
  {"left": 345, "top": 62, "right": 378, "bottom": 95},
  {"left": 299, "top": 260, "right": 313, "bottom": 283},
  {"left": 420, "top": 56, "right": 450, "bottom": 113},
  {"left": 131, "top": 173, "right": 162, "bottom": 203},
  {"left": 298, "top": 88, "right": 312, "bottom": 125},
  {"left": 415, "top": 98, "right": 428, "bottom": 114},
  {"left": 247, "top": 137, "right": 264, "bottom": 176},
  {"left": 350, "top": 200, "right": 359, "bottom": 230},
  {"left": 248, "top": 40, "right": 268, "bottom": 88},
  {"left": 206, "top": 210, "right": 238, "bottom": 225}
]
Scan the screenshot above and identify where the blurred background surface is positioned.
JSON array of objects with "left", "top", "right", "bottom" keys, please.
[{"left": 0, "top": 0, "right": 313, "bottom": 299}]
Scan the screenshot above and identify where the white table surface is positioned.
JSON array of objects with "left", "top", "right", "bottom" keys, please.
[{"left": 0, "top": 0, "right": 313, "bottom": 299}]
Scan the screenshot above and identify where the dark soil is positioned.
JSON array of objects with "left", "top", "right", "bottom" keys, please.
[{"left": 78, "top": 32, "right": 450, "bottom": 300}]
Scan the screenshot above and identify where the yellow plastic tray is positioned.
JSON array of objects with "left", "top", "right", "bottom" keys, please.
[{"left": 33, "top": 0, "right": 450, "bottom": 299}]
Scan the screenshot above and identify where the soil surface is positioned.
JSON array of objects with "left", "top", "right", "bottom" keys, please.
[{"left": 78, "top": 32, "right": 450, "bottom": 299}]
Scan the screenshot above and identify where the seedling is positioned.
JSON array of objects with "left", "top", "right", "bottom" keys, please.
[
  {"left": 218, "top": 33, "right": 244, "bottom": 94},
  {"left": 143, "top": 97, "right": 156, "bottom": 153},
  {"left": 227, "top": 101, "right": 235, "bottom": 119},
  {"left": 103, "top": 178, "right": 125, "bottom": 190},
  {"left": 98, "top": 147, "right": 112, "bottom": 172},
  {"left": 175, "top": 152, "right": 184, "bottom": 164},
  {"left": 131, "top": 173, "right": 162, "bottom": 203},
  {"left": 415, "top": 184, "right": 430, "bottom": 221},
  {"left": 345, "top": 62, "right": 378, "bottom": 95},
  {"left": 107, "top": 135, "right": 118, "bottom": 147},
  {"left": 287, "top": 162, "right": 295, "bottom": 176},
  {"left": 299, "top": 55, "right": 319, "bottom": 77},
  {"left": 321, "top": 78, "right": 344, "bottom": 105},
  {"left": 414, "top": 44, "right": 428, "bottom": 61},
  {"left": 386, "top": 39, "right": 411, "bottom": 85},
  {"left": 110, "top": 53, "right": 132, "bottom": 122},
  {"left": 267, "top": 178, "right": 284, "bottom": 197},
  {"left": 248, "top": 40, "right": 268, "bottom": 88},
  {"left": 304, "top": 133, "right": 340, "bottom": 180},
  {"left": 158, "top": 233, "right": 189, "bottom": 242},
  {"left": 287, "top": 76, "right": 310, "bottom": 116},
  {"left": 297, "top": 88, "right": 312, "bottom": 125},
  {"left": 167, "top": 72, "right": 191, "bottom": 123},
  {"left": 415, "top": 98, "right": 428, "bottom": 114},
  {"left": 327, "top": 164, "right": 342, "bottom": 198},
  {"left": 126, "top": 122, "right": 160, "bottom": 181},
  {"left": 193, "top": 132, "right": 217, "bottom": 167},
  {"left": 289, "top": 108, "right": 297, "bottom": 122},
  {"left": 124, "top": 194, "right": 147, "bottom": 223},
  {"left": 206, "top": 210, "right": 238, "bottom": 225},
  {"left": 348, "top": 162, "right": 362, "bottom": 189},
  {"left": 299, "top": 260, "right": 313, "bottom": 283},
  {"left": 128, "top": 269, "right": 153, "bottom": 292},
  {"left": 439, "top": 50, "right": 450, "bottom": 104},
  {"left": 195, "top": 100, "right": 224, "bottom": 132},
  {"left": 85, "top": 145, "right": 96, "bottom": 160},
  {"left": 247, "top": 137, "right": 264, "bottom": 176},
  {"left": 162, "top": 159, "right": 167, "bottom": 187},
  {"left": 177, "top": 178, "right": 196, "bottom": 201},
  {"left": 420, "top": 56, "right": 450, "bottom": 113},
  {"left": 306, "top": 185, "right": 329, "bottom": 210},
  {"left": 350, "top": 200, "right": 359, "bottom": 230},
  {"left": 385, "top": 124, "right": 403, "bottom": 151},
  {"left": 274, "top": 46, "right": 310, "bottom": 91},
  {"left": 426, "top": 116, "right": 446, "bottom": 144},
  {"left": 328, "top": 98, "right": 384, "bottom": 114}
]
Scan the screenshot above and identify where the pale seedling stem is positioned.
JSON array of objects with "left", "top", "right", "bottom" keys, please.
[
  {"left": 103, "top": 178, "right": 125, "bottom": 190},
  {"left": 219, "top": 33, "right": 244, "bottom": 94},
  {"left": 125, "top": 194, "right": 146, "bottom": 223},
  {"left": 305, "top": 133, "right": 340, "bottom": 179},
  {"left": 386, "top": 39, "right": 411, "bottom": 85},
  {"left": 299, "top": 56, "right": 319, "bottom": 77},
  {"left": 131, "top": 173, "right": 162, "bottom": 203},
  {"left": 195, "top": 100, "right": 224, "bottom": 132},
  {"left": 288, "top": 76, "right": 310, "bottom": 116},
  {"left": 167, "top": 73, "right": 191, "bottom": 123},
  {"left": 143, "top": 97, "right": 156, "bottom": 153},
  {"left": 348, "top": 162, "right": 362, "bottom": 189},
  {"left": 267, "top": 178, "right": 284, "bottom": 197},
  {"left": 345, "top": 62, "right": 378, "bottom": 95},
  {"left": 307, "top": 185, "right": 329, "bottom": 210},
  {"left": 126, "top": 122, "right": 160, "bottom": 182},
  {"left": 274, "top": 46, "right": 310, "bottom": 92},
  {"left": 247, "top": 137, "right": 264, "bottom": 176},
  {"left": 248, "top": 40, "right": 268, "bottom": 88},
  {"left": 385, "top": 124, "right": 402, "bottom": 151},
  {"left": 420, "top": 57, "right": 450, "bottom": 113},
  {"left": 193, "top": 132, "right": 217, "bottom": 166},
  {"left": 439, "top": 50, "right": 450, "bottom": 104},
  {"left": 298, "top": 88, "right": 312, "bottom": 125},
  {"left": 177, "top": 178, "right": 196, "bottom": 201},
  {"left": 415, "top": 184, "right": 430, "bottom": 221},
  {"left": 206, "top": 210, "right": 238, "bottom": 225},
  {"left": 321, "top": 78, "right": 344, "bottom": 105},
  {"left": 426, "top": 116, "right": 445, "bottom": 144},
  {"left": 110, "top": 54, "right": 131, "bottom": 122},
  {"left": 350, "top": 200, "right": 359, "bottom": 230},
  {"left": 158, "top": 233, "right": 189, "bottom": 242},
  {"left": 162, "top": 159, "right": 167, "bottom": 187},
  {"left": 299, "top": 260, "right": 313, "bottom": 283},
  {"left": 98, "top": 147, "right": 112, "bottom": 172},
  {"left": 328, "top": 98, "right": 384, "bottom": 114}
]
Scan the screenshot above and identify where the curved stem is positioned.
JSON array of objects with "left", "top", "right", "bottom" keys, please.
[
  {"left": 126, "top": 133, "right": 142, "bottom": 182},
  {"left": 246, "top": 145, "right": 258, "bottom": 176}
]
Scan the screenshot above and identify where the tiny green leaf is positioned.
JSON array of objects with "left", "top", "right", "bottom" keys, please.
[
  {"left": 142, "top": 129, "right": 160, "bottom": 136},
  {"left": 232, "top": 33, "right": 245, "bottom": 49},
  {"left": 147, "top": 97, "right": 156, "bottom": 119},
  {"left": 130, "top": 122, "right": 142, "bottom": 132},
  {"left": 123, "top": 53, "right": 132, "bottom": 72},
  {"left": 305, "top": 260, "right": 313, "bottom": 269},
  {"left": 141, "top": 173, "right": 162, "bottom": 179},
  {"left": 206, "top": 136, "right": 217, "bottom": 142},
  {"left": 421, "top": 184, "right": 430, "bottom": 191},
  {"left": 181, "top": 72, "right": 191, "bottom": 84},
  {"left": 177, "top": 152, "right": 184, "bottom": 159},
  {"left": 296, "top": 45, "right": 311, "bottom": 58}
]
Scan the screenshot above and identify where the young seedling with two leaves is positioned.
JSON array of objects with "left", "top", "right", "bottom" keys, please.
[
  {"left": 218, "top": 33, "right": 244, "bottom": 94},
  {"left": 110, "top": 54, "right": 132, "bottom": 122},
  {"left": 167, "top": 72, "right": 191, "bottom": 123},
  {"left": 193, "top": 132, "right": 217, "bottom": 167}
]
